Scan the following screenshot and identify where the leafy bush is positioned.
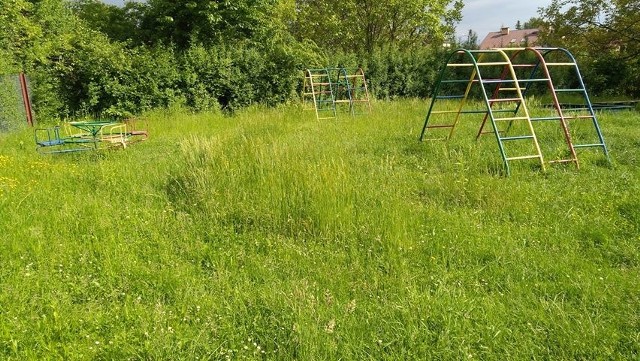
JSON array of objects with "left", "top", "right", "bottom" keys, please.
[
  {"left": 324, "top": 46, "right": 449, "bottom": 100},
  {"left": 0, "top": 75, "right": 26, "bottom": 132}
]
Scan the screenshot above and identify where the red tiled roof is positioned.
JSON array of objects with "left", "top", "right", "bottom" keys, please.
[{"left": 479, "top": 28, "right": 539, "bottom": 49}]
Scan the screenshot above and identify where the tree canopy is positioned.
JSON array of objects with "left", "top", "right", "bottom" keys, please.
[
  {"left": 291, "top": 0, "right": 463, "bottom": 53},
  {"left": 539, "top": 0, "right": 640, "bottom": 95},
  {"left": 2, "top": 0, "right": 637, "bottom": 120}
]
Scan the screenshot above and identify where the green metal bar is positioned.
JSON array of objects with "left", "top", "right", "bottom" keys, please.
[
  {"left": 499, "top": 47, "right": 580, "bottom": 169},
  {"left": 543, "top": 48, "right": 609, "bottom": 162},
  {"left": 422, "top": 48, "right": 547, "bottom": 175},
  {"left": 420, "top": 50, "right": 460, "bottom": 141}
]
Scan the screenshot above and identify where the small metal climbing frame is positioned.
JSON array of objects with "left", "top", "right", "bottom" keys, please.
[
  {"left": 303, "top": 68, "right": 337, "bottom": 120},
  {"left": 420, "top": 49, "right": 545, "bottom": 175},
  {"left": 303, "top": 67, "right": 371, "bottom": 119},
  {"left": 336, "top": 68, "right": 371, "bottom": 115}
]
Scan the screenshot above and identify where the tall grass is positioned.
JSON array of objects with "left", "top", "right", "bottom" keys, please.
[{"left": 0, "top": 101, "right": 639, "bottom": 359}]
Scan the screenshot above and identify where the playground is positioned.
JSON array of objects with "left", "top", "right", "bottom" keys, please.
[
  {"left": 0, "top": 100, "right": 639, "bottom": 359},
  {"left": 300, "top": 48, "right": 616, "bottom": 176},
  {"left": 0, "top": 73, "right": 148, "bottom": 154},
  {"left": 302, "top": 67, "right": 372, "bottom": 120},
  {"left": 419, "top": 47, "right": 609, "bottom": 176},
  {"left": 0, "top": 48, "right": 624, "bottom": 177},
  {"left": 33, "top": 119, "right": 148, "bottom": 154},
  {"left": 0, "top": 48, "right": 639, "bottom": 360}
]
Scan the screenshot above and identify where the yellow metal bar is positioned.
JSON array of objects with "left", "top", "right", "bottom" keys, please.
[{"left": 507, "top": 155, "right": 544, "bottom": 161}]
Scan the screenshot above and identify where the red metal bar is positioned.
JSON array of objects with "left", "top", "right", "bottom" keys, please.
[{"left": 19, "top": 72, "right": 34, "bottom": 127}]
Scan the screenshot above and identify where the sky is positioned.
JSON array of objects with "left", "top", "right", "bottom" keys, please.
[
  {"left": 457, "top": 0, "right": 553, "bottom": 40},
  {"left": 101, "top": 0, "right": 553, "bottom": 42}
]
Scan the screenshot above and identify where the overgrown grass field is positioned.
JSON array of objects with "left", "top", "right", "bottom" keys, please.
[{"left": 1, "top": 100, "right": 639, "bottom": 359}]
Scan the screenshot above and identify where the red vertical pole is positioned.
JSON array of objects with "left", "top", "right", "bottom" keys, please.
[{"left": 19, "top": 72, "right": 34, "bottom": 127}]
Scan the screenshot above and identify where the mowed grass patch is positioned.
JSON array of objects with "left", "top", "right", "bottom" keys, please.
[{"left": 0, "top": 101, "right": 639, "bottom": 359}]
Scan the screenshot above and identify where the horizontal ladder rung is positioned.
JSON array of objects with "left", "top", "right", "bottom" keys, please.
[
  {"left": 482, "top": 79, "right": 517, "bottom": 84},
  {"left": 427, "top": 124, "right": 455, "bottom": 129},
  {"left": 573, "top": 143, "right": 606, "bottom": 148},
  {"left": 548, "top": 159, "right": 578, "bottom": 164},
  {"left": 431, "top": 110, "right": 460, "bottom": 114},
  {"left": 446, "top": 61, "right": 510, "bottom": 67},
  {"left": 530, "top": 116, "right": 561, "bottom": 121},
  {"left": 460, "top": 110, "right": 489, "bottom": 114},
  {"left": 493, "top": 116, "right": 529, "bottom": 121},
  {"left": 545, "top": 62, "right": 576, "bottom": 66},
  {"left": 564, "top": 115, "right": 595, "bottom": 119},
  {"left": 500, "top": 135, "right": 535, "bottom": 141},
  {"left": 555, "top": 89, "right": 586, "bottom": 93},
  {"left": 506, "top": 155, "right": 543, "bottom": 161},
  {"left": 489, "top": 98, "right": 522, "bottom": 103},
  {"left": 518, "top": 78, "right": 549, "bottom": 83}
]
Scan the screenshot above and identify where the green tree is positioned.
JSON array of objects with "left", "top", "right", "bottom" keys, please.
[
  {"left": 134, "top": 0, "right": 285, "bottom": 49},
  {"left": 523, "top": 17, "right": 545, "bottom": 29},
  {"left": 0, "top": 0, "right": 46, "bottom": 68},
  {"left": 460, "top": 29, "right": 479, "bottom": 49},
  {"left": 0, "top": 0, "right": 90, "bottom": 118},
  {"left": 291, "top": 0, "right": 463, "bottom": 53},
  {"left": 70, "top": 0, "right": 146, "bottom": 44},
  {"left": 539, "top": 0, "right": 640, "bottom": 96}
]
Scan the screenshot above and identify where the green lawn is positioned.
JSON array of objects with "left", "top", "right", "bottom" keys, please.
[{"left": 1, "top": 100, "right": 639, "bottom": 359}]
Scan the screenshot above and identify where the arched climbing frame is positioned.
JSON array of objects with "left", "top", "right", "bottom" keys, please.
[
  {"left": 303, "top": 67, "right": 371, "bottom": 120},
  {"left": 303, "top": 68, "right": 337, "bottom": 120},
  {"left": 335, "top": 68, "right": 371, "bottom": 115},
  {"left": 419, "top": 49, "right": 545, "bottom": 176},
  {"left": 420, "top": 47, "right": 609, "bottom": 175}
]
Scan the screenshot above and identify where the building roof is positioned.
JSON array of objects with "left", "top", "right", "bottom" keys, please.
[{"left": 479, "top": 27, "right": 539, "bottom": 50}]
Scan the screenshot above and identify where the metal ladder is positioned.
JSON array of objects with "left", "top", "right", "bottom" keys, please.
[
  {"left": 491, "top": 47, "right": 580, "bottom": 168},
  {"left": 420, "top": 49, "right": 545, "bottom": 175},
  {"left": 342, "top": 68, "right": 372, "bottom": 115},
  {"left": 303, "top": 68, "right": 337, "bottom": 120},
  {"left": 530, "top": 48, "right": 609, "bottom": 164}
]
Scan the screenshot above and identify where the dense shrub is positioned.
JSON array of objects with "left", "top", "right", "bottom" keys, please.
[
  {"left": 0, "top": 54, "right": 26, "bottom": 131},
  {"left": 325, "top": 46, "right": 449, "bottom": 100},
  {"left": 179, "top": 38, "right": 310, "bottom": 112}
]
